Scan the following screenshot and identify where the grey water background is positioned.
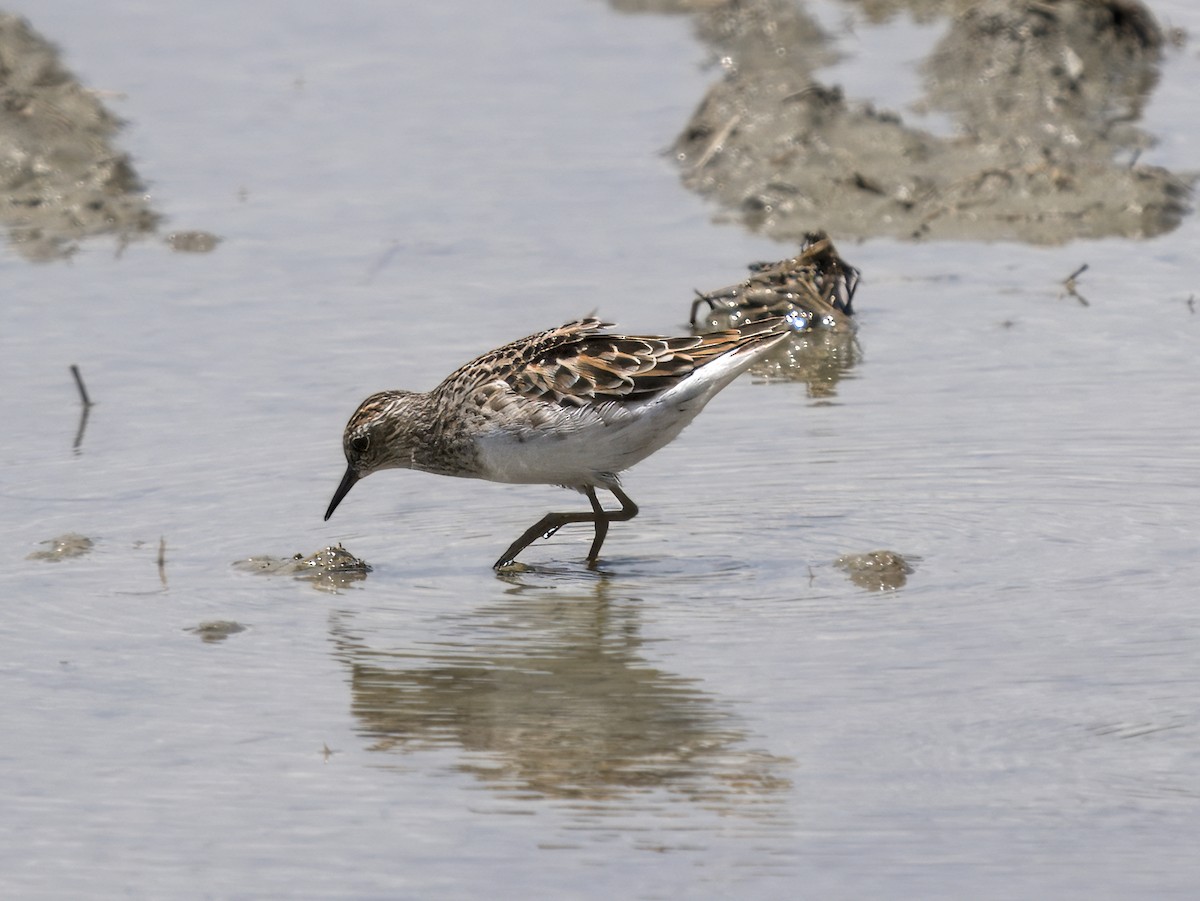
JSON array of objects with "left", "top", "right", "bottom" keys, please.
[{"left": 3, "top": 0, "right": 1200, "bottom": 898}]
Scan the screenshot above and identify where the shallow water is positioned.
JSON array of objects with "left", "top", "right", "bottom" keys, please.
[{"left": 3, "top": 0, "right": 1200, "bottom": 898}]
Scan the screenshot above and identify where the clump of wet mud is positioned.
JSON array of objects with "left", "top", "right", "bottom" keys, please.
[
  {"left": 638, "top": 0, "right": 1193, "bottom": 243},
  {"left": 692, "top": 232, "right": 861, "bottom": 397},
  {"left": 0, "top": 14, "right": 161, "bottom": 260},
  {"left": 834, "top": 550, "right": 915, "bottom": 590},
  {"left": 165, "top": 230, "right": 221, "bottom": 253},
  {"left": 27, "top": 533, "right": 94, "bottom": 561},
  {"left": 233, "top": 544, "right": 372, "bottom": 592}
]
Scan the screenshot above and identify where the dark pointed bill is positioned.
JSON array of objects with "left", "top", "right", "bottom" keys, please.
[{"left": 325, "top": 466, "right": 360, "bottom": 521}]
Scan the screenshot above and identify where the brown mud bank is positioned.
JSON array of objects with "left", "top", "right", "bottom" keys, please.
[
  {"left": 620, "top": 0, "right": 1193, "bottom": 243},
  {"left": 0, "top": 14, "right": 218, "bottom": 260},
  {"left": 0, "top": 14, "right": 160, "bottom": 260}
]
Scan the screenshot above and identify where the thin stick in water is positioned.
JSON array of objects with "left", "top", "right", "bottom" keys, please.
[
  {"left": 1061, "top": 263, "right": 1089, "bottom": 307},
  {"left": 70, "top": 365, "right": 94, "bottom": 407}
]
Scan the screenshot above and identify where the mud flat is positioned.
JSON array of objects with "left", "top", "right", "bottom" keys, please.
[
  {"left": 624, "top": 0, "right": 1193, "bottom": 243},
  {"left": 0, "top": 14, "right": 160, "bottom": 260}
]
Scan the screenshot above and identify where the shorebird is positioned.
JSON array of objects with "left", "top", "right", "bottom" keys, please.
[{"left": 324, "top": 316, "right": 789, "bottom": 568}]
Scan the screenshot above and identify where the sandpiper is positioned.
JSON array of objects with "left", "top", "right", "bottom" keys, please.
[{"left": 325, "top": 316, "right": 789, "bottom": 568}]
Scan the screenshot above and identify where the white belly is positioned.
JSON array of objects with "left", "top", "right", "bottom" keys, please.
[
  {"left": 473, "top": 396, "right": 698, "bottom": 488},
  {"left": 471, "top": 340, "right": 769, "bottom": 488}
]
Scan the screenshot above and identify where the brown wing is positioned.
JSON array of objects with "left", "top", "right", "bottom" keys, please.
[{"left": 446, "top": 316, "right": 785, "bottom": 407}]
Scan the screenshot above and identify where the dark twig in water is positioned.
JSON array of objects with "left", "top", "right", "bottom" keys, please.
[
  {"left": 70, "top": 364, "right": 94, "bottom": 407},
  {"left": 157, "top": 537, "right": 167, "bottom": 587},
  {"left": 69, "top": 365, "right": 95, "bottom": 453},
  {"left": 689, "top": 289, "right": 714, "bottom": 325},
  {"left": 1061, "top": 263, "right": 1089, "bottom": 307}
]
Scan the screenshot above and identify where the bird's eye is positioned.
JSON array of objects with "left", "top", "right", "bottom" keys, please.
[{"left": 350, "top": 434, "right": 370, "bottom": 454}]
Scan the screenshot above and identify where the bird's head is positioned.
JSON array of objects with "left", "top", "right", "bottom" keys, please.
[{"left": 324, "top": 391, "right": 419, "bottom": 520}]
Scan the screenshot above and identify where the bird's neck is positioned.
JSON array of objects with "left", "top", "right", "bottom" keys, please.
[{"left": 405, "top": 390, "right": 483, "bottom": 479}]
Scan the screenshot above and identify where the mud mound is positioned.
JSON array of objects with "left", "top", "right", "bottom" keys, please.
[
  {"left": 656, "top": 0, "right": 1192, "bottom": 243},
  {"left": 0, "top": 14, "right": 160, "bottom": 261}
]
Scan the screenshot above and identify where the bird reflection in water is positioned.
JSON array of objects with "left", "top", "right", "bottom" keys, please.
[{"left": 328, "top": 575, "right": 791, "bottom": 816}]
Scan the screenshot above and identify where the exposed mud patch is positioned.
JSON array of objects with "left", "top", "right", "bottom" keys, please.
[
  {"left": 624, "top": 0, "right": 1193, "bottom": 243},
  {"left": 27, "top": 533, "right": 94, "bottom": 561},
  {"left": 0, "top": 14, "right": 161, "bottom": 260}
]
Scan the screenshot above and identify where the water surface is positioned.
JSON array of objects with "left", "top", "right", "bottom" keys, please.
[{"left": 3, "top": 1, "right": 1200, "bottom": 898}]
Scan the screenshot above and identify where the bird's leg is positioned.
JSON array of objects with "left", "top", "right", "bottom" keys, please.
[
  {"left": 584, "top": 487, "right": 608, "bottom": 564},
  {"left": 493, "top": 509, "right": 598, "bottom": 569},
  {"left": 585, "top": 486, "right": 638, "bottom": 566},
  {"left": 492, "top": 486, "right": 639, "bottom": 570}
]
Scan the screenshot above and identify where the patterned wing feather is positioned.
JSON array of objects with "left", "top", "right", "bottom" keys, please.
[
  {"left": 514, "top": 318, "right": 784, "bottom": 404},
  {"left": 439, "top": 316, "right": 786, "bottom": 412},
  {"left": 438, "top": 318, "right": 612, "bottom": 395}
]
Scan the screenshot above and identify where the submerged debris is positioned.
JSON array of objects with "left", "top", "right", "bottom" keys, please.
[
  {"left": 233, "top": 543, "right": 371, "bottom": 592},
  {"left": 692, "top": 232, "right": 861, "bottom": 395},
  {"left": 690, "top": 231, "right": 858, "bottom": 331},
  {"left": 185, "top": 621, "right": 246, "bottom": 643},
  {"left": 27, "top": 533, "right": 94, "bottom": 561},
  {"left": 834, "top": 550, "right": 915, "bottom": 591}
]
